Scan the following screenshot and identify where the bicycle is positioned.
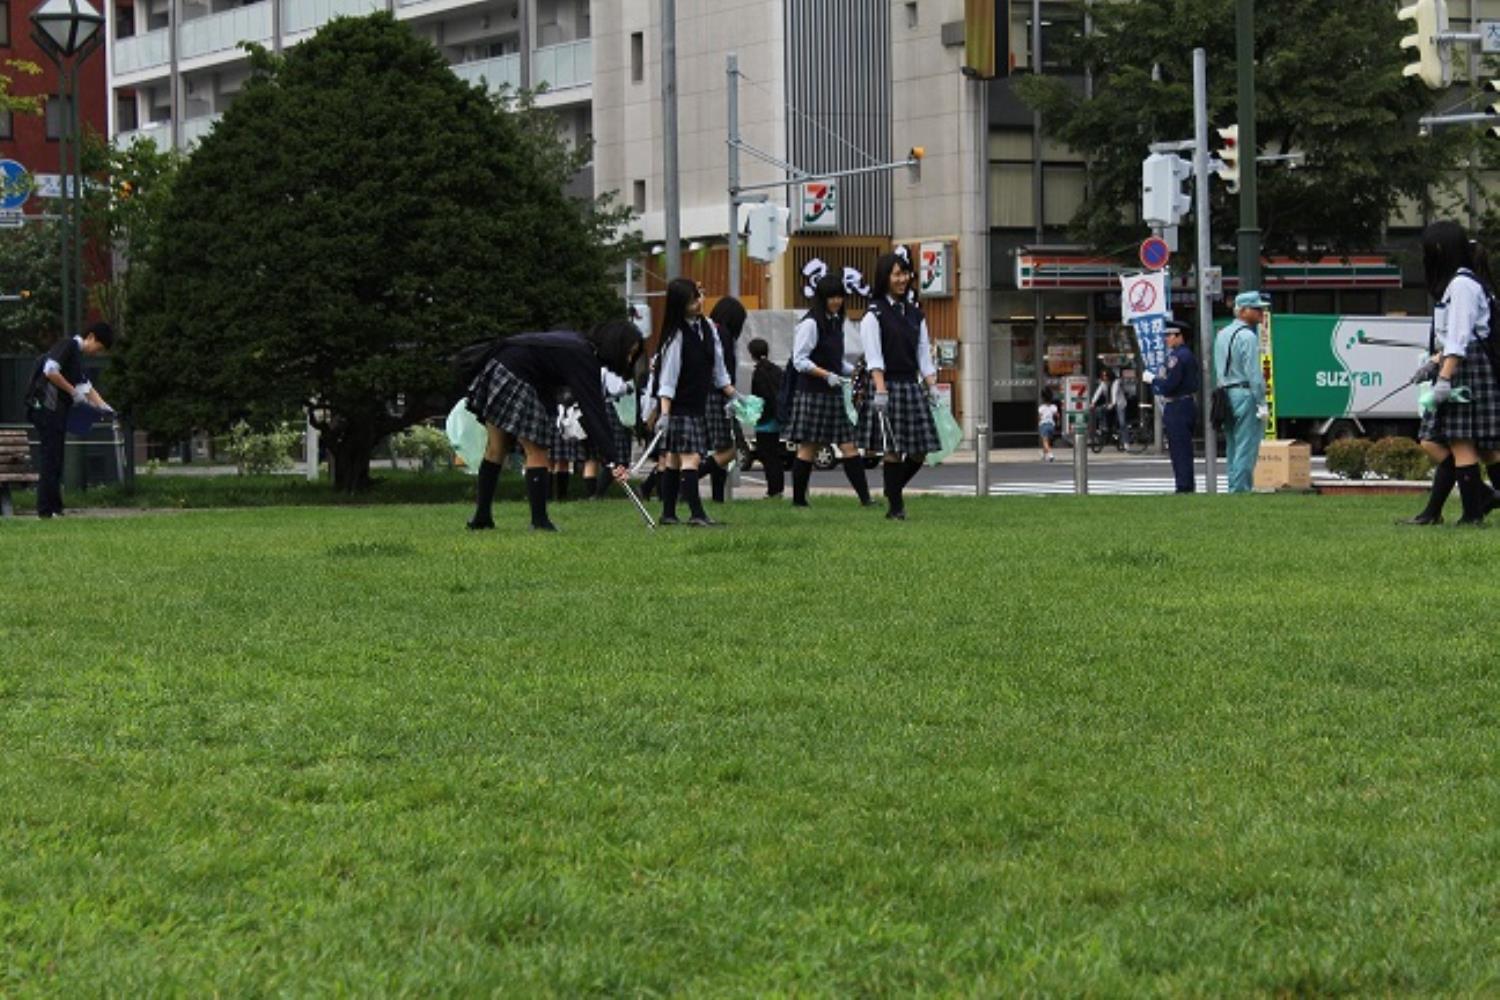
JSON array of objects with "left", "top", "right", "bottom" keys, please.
[{"left": 1088, "top": 407, "right": 1151, "bottom": 454}]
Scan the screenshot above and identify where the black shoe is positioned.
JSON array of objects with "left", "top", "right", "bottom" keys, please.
[
  {"left": 791, "top": 501, "right": 810, "bottom": 509},
  {"left": 466, "top": 517, "right": 495, "bottom": 531},
  {"left": 1455, "top": 517, "right": 1489, "bottom": 528},
  {"left": 687, "top": 514, "right": 722, "bottom": 528},
  {"left": 859, "top": 499, "right": 879, "bottom": 508},
  {"left": 1488, "top": 490, "right": 1500, "bottom": 514},
  {"left": 885, "top": 509, "right": 907, "bottom": 521},
  {"left": 1396, "top": 513, "right": 1444, "bottom": 526},
  {"left": 530, "top": 521, "right": 560, "bottom": 533},
  {"left": 659, "top": 515, "right": 681, "bottom": 526}
]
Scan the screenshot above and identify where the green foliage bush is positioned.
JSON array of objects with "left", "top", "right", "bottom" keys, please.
[
  {"left": 1367, "top": 436, "right": 1432, "bottom": 482},
  {"left": 221, "top": 421, "right": 301, "bottom": 476},
  {"left": 1323, "top": 438, "right": 1371, "bottom": 479},
  {"left": 391, "top": 425, "right": 453, "bottom": 472}
]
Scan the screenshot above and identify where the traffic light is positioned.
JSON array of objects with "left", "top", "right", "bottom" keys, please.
[
  {"left": 1216, "top": 125, "right": 1240, "bottom": 194},
  {"left": 1141, "top": 152, "right": 1192, "bottom": 228},
  {"left": 908, "top": 146, "right": 925, "bottom": 183},
  {"left": 1398, "top": 0, "right": 1451, "bottom": 89},
  {"left": 746, "top": 203, "right": 789, "bottom": 263}
]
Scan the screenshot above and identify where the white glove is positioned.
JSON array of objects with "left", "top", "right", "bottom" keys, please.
[
  {"left": 1430, "top": 378, "right": 1453, "bottom": 406},
  {"left": 824, "top": 372, "right": 845, "bottom": 388},
  {"left": 1141, "top": 370, "right": 1156, "bottom": 385},
  {"left": 1255, "top": 405, "right": 1269, "bottom": 421},
  {"left": 72, "top": 382, "right": 92, "bottom": 404}
]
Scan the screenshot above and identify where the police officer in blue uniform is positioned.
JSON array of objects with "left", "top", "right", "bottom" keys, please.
[{"left": 1141, "top": 319, "right": 1200, "bottom": 493}]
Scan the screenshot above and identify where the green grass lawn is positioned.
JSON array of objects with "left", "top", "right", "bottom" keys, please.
[{"left": 3, "top": 493, "right": 1499, "bottom": 995}]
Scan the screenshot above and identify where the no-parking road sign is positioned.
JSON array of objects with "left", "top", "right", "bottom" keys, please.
[{"left": 1139, "top": 235, "right": 1170, "bottom": 271}]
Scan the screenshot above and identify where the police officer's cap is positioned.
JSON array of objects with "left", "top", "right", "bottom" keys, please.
[{"left": 1163, "top": 319, "right": 1190, "bottom": 337}]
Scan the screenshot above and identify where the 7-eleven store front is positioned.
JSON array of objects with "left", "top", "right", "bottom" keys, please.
[{"left": 993, "top": 250, "right": 1411, "bottom": 445}]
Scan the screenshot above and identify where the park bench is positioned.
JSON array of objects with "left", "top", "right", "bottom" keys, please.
[{"left": 0, "top": 428, "right": 37, "bottom": 517}]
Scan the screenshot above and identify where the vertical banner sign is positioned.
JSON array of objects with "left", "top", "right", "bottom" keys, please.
[
  {"left": 800, "top": 181, "right": 838, "bottom": 231},
  {"left": 919, "top": 242, "right": 952, "bottom": 298},
  {"left": 1121, "top": 272, "right": 1169, "bottom": 378},
  {"left": 963, "top": 0, "right": 1013, "bottom": 79},
  {"left": 1261, "top": 311, "right": 1277, "bottom": 439}
]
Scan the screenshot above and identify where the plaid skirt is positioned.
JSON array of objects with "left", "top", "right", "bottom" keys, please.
[
  {"left": 663, "top": 413, "right": 709, "bottom": 456},
  {"left": 857, "top": 380, "right": 940, "bottom": 455},
  {"left": 703, "top": 399, "right": 735, "bottom": 452},
  {"left": 1419, "top": 342, "right": 1500, "bottom": 447},
  {"left": 552, "top": 431, "right": 586, "bottom": 463},
  {"left": 467, "top": 359, "right": 556, "bottom": 450},
  {"left": 786, "top": 389, "right": 856, "bottom": 445},
  {"left": 586, "top": 403, "right": 635, "bottom": 466}
]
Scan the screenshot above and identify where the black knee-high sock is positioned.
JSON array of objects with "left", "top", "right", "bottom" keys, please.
[
  {"left": 901, "top": 455, "right": 926, "bottom": 489},
  {"left": 553, "top": 470, "right": 571, "bottom": 501},
  {"left": 883, "top": 461, "right": 905, "bottom": 514},
  {"left": 661, "top": 467, "right": 682, "bottom": 520},
  {"left": 682, "top": 468, "right": 707, "bottom": 518},
  {"left": 1457, "top": 463, "right": 1486, "bottom": 522},
  {"left": 472, "top": 459, "right": 501, "bottom": 523},
  {"left": 524, "top": 467, "right": 553, "bottom": 527},
  {"left": 582, "top": 476, "right": 598, "bottom": 498},
  {"left": 1419, "top": 456, "right": 1457, "bottom": 519},
  {"left": 792, "top": 458, "right": 813, "bottom": 506},
  {"left": 641, "top": 468, "right": 661, "bottom": 500},
  {"left": 842, "top": 456, "right": 871, "bottom": 504},
  {"left": 592, "top": 474, "right": 610, "bottom": 498},
  {"left": 704, "top": 457, "right": 728, "bottom": 503},
  {"left": 1486, "top": 462, "right": 1500, "bottom": 506}
]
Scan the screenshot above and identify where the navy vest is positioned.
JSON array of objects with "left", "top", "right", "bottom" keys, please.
[
  {"left": 670, "top": 319, "right": 717, "bottom": 415},
  {"left": 798, "top": 311, "right": 845, "bottom": 394},
  {"left": 869, "top": 297, "right": 924, "bottom": 381}
]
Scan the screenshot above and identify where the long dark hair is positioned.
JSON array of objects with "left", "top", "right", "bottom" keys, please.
[
  {"left": 658, "top": 277, "right": 699, "bottom": 351},
  {"left": 812, "top": 273, "right": 846, "bottom": 319},
  {"left": 587, "top": 319, "right": 643, "bottom": 379},
  {"left": 870, "top": 252, "right": 914, "bottom": 303},
  {"left": 709, "top": 296, "right": 747, "bottom": 340},
  {"left": 1422, "top": 220, "right": 1475, "bottom": 299}
]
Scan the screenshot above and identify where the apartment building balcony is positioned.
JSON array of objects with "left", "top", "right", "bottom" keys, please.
[
  {"left": 532, "top": 38, "right": 590, "bottom": 92},
  {"left": 285, "top": 0, "right": 385, "bottom": 35},
  {"left": 452, "top": 53, "right": 521, "bottom": 94},
  {"left": 113, "top": 27, "right": 170, "bottom": 78},
  {"left": 182, "top": 113, "right": 224, "bottom": 148},
  {"left": 179, "top": 2, "right": 273, "bottom": 64},
  {"left": 116, "top": 121, "right": 172, "bottom": 151}
]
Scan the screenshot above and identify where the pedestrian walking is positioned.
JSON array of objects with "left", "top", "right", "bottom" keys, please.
[
  {"left": 463, "top": 325, "right": 639, "bottom": 532},
  {"left": 1038, "top": 389, "right": 1060, "bottom": 462},
  {"left": 858, "top": 251, "right": 940, "bottom": 520},
  {"left": 701, "top": 296, "right": 747, "bottom": 503},
  {"left": 786, "top": 273, "right": 874, "bottom": 508},
  {"left": 652, "top": 277, "right": 741, "bottom": 527},
  {"left": 1142, "top": 319, "right": 1201, "bottom": 493},
  {"left": 1215, "top": 291, "right": 1270, "bottom": 492},
  {"left": 25, "top": 321, "right": 115, "bottom": 519},
  {"left": 1403, "top": 221, "right": 1500, "bottom": 527},
  {"left": 748, "top": 336, "right": 786, "bottom": 498},
  {"left": 1090, "top": 369, "right": 1123, "bottom": 448}
]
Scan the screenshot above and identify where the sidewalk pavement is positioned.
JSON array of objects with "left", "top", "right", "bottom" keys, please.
[{"left": 938, "top": 445, "right": 1162, "bottom": 466}]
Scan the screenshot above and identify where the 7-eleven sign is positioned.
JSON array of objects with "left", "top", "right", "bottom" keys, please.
[{"left": 800, "top": 181, "right": 838, "bottom": 231}]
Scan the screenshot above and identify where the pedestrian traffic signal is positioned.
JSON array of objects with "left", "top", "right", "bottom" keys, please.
[
  {"left": 746, "top": 203, "right": 789, "bottom": 263},
  {"left": 1216, "top": 125, "right": 1240, "bottom": 194},
  {"left": 1398, "top": 0, "right": 1451, "bottom": 89},
  {"left": 1141, "top": 152, "right": 1192, "bottom": 229}
]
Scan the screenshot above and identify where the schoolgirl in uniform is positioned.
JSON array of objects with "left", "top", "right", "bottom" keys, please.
[
  {"left": 1405, "top": 221, "right": 1500, "bottom": 526},
  {"left": 549, "top": 407, "right": 584, "bottom": 500},
  {"left": 700, "top": 296, "right": 748, "bottom": 503},
  {"left": 581, "top": 320, "right": 643, "bottom": 498},
  {"left": 465, "top": 325, "right": 640, "bottom": 531},
  {"left": 652, "top": 277, "right": 741, "bottom": 526},
  {"left": 858, "top": 252, "right": 940, "bottom": 520},
  {"left": 786, "top": 273, "right": 873, "bottom": 507}
]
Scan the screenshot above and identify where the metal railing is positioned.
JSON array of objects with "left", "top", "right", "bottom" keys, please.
[
  {"left": 532, "top": 38, "right": 591, "bottom": 91},
  {"left": 182, "top": 114, "right": 223, "bottom": 148},
  {"left": 451, "top": 53, "right": 522, "bottom": 93},
  {"left": 115, "top": 121, "right": 173, "bottom": 151},
  {"left": 113, "top": 28, "right": 171, "bottom": 75},
  {"left": 284, "top": 0, "right": 385, "bottom": 35},
  {"left": 180, "top": 1, "right": 274, "bottom": 61}
]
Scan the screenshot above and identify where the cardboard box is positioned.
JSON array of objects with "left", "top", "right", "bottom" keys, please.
[{"left": 1254, "top": 439, "right": 1311, "bottom": 491}]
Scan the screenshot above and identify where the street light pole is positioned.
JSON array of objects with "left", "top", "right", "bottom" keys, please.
[
  {"left": 1235, "top": 0, "right": 1260, "bottom": 291},
  {"left": 661, "top": 0, "right": 682, "bottom": 278}
]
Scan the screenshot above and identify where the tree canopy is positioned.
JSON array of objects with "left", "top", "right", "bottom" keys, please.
[
  {"left": 1014, "top": 0, "right": 1462, "bottom": 266},
  {"left": 117, "top": 13, "right": 633, "bottom": 490}
]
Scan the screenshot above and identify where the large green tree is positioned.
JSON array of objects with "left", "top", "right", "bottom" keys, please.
[
  {"left": 118, "top": 13, "right": 633, "bottom": 490},
  {"left": 1015, "top": 0, "right": 1462, "bottom": 267}
]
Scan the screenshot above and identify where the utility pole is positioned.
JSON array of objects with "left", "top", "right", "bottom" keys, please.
[
  {"left": 661, "top": 0, "right": 682, "bottom": 278},
  {"left": 1235, "top": 0, "right": 1260, "bottom": 291},
  {"left": 727, "top": 53, "right": 741, "bottom": 301},
  {"left": 1193, "top": 48, "right": 1218, "bottom": 495}
]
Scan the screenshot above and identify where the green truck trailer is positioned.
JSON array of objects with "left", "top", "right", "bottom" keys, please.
[{"left": 1252, "top": 314, "right": 1430, "bottom": 450}]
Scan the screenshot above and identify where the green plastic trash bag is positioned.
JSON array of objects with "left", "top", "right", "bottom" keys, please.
[
  {"left": 446, "top": 399, "right": 488, "bottom": 475},
  {"left": 731, "top": 394, "right": 764, "bottom": 430},
  {"left": 613, "top": 393, "right": 637, "bottom": 428},
  {"left": 926, "top": 397, "right": 962, "bottom": 466},
  {"left": 841, "top": 380, "right": 860, "bottom": 425}
]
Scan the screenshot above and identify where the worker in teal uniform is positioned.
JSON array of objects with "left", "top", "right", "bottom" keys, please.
[{"left": 1214, "top": 291, "right": 1270, "bottom": 493}]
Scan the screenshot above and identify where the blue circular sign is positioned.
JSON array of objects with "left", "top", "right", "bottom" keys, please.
[
  {"left": 0, "top": 160, "right": 31, "bottom": 211},
  {"left": 1139, "top": 236, "right": 1170, "bottom": 271}
]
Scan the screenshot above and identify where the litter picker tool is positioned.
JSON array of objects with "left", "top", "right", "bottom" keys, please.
[
  {"left": 630, "top": 426, "right": 665, "bottom": 477},
  {"left": 619, "top": 478, "right": 657, "bottom": 530}
]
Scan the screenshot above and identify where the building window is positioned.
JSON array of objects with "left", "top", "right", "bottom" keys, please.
[
  {"left": 630, "top": 32, "right": 644, "bottom": 83},
  {"left": 904, "top": 2, "right": 918, "bottom": 29},
  {"left": 633, "top": 179, "right": 646, "bottom": 214},
  {"left": 0, "top": 108, "right": 11, "bottom": 140},
  {"left": 0, "top": 1, "right": 11, "bottom": 47}
]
